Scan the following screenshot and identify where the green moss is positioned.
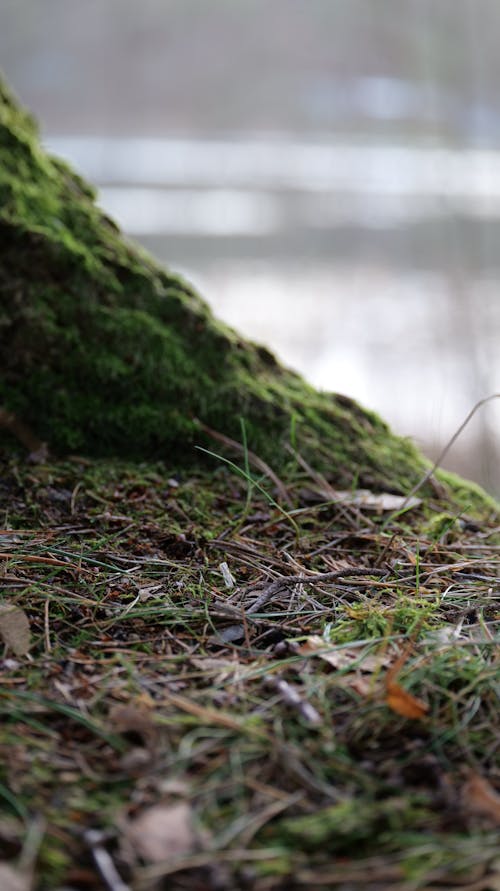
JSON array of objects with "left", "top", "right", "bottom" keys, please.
[
  {"left": 422, "top": 511, "right": 460, "bottom": 542},
  {"left": 0, "top": 77, "right": 497, "bottom": 509},
  {"left": 272, "top": 796, "right": 435, "bottom": 852},
  {"left": 435, "top": 468, "right": 500, "bottom": 515}
]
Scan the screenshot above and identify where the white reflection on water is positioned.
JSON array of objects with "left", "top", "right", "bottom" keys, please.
[
  {"left": 47, "top": 136, "right": 500, "bottom": 210},
  {"left": 43, "top": 135, "right": 500, "bottom": 242},
  {"left": 97, "top": 186, "right": 486, "bottom": 235},
  {"left": 97, "top": 187, "right": 282, "bottom": 236}
]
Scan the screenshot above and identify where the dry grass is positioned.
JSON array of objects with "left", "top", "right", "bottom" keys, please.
[{"left": 0, "top": 452, "right": 499, "bottom": 890}]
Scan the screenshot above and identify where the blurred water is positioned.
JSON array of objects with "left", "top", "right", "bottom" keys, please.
[
  {"left": 45, "top": 135, "right": 500, "bottom": 493},
  {"left": 177, "top": 260, "right": 500, "bottom": 486},
  {"left": 48, "top": 136, "right": 500, "bottom": 207}
]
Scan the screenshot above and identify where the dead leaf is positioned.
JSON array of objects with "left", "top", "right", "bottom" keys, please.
[
  {"left": 0, "top": 863, "right": 32, "bottom": 891},
  {"left": 386, "top": 681, "right": 429, "bottom": 719},
  {"left": 209, "top": 624, "right": 245, "bottom": 645},
  {"left": 138, "top": 584, "right": 164, "bottom": 600},
  {"left": 298, "top": 637, "right": 390, "bottom": 673},
  {"left": 383, "top": 639, "right": 429, "bottom": 719},
  {"left": 313, "top": 489, "right": 421, "bottom": 512},
  {"left": 124, "top": 802, "right": 195, "bottom": 863},
  {"left": 462, "top": 770, "right": 500, "bottom": 825},
  {"left": 0, "top": 603, "right": 30, "bottom": 656}
]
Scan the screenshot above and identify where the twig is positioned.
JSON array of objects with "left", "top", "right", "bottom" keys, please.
[
  {"left": 44, "top": 599, "right": 51, "bottom": 654},
  {"left": 84, "top": 829, "right": 131, "bottom": 891},
  {"left": 396, "top": 393, "right": 500, "bottom": 514},
  {"left": 284, "top": 442, "right": 338, "bottom": 499},
  {"left": 247, "top": 567, "right": 387, "bottom": 614},
  {"left": 264, "top": 676, "right": 322, "bottom": 725}
]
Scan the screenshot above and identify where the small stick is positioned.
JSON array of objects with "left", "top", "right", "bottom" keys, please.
[
  {"left": 247, "top": 567, "right": 387, "bottom": 614},
  {"left": 84, "top": 829, "right": 131, "bottom": 891},
  {"left": 284, "top": 442, "right": 338, "bottom": 499},
  {"left": 265, "top": 676, "right": 321, "bottom": 725},
  {"left": 44, "top": 599, "right": 51, "bottom": 654},
  {"left": 396, "top": 393, "right": 500, "bottom": 514}
]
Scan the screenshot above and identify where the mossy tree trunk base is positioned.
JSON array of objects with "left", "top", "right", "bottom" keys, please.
[{"left": 0, "top": 78, "right": 495, "bottom": 512}]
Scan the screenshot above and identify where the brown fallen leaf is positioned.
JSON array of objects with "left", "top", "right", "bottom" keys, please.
[
  {"left": 0, "top": 603, "right": 30, "bottom": 656},
  {"left": 462, "top": 770, "right": 500, "bottom": 825},
  {"left": 385, "top": 681, "right": 429, "bottom": 719},
  {"left": 384, "top": 640, "right": 429, "bottom": 719},
  {"left": 124, "top": 802, "right": 196, "bottom": 864}
]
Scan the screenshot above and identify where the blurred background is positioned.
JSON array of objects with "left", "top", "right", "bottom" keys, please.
[{"left": 2, "top": 0, "right": 500, "bottom": 494}]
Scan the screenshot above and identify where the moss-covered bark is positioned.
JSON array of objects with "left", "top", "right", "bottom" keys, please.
[{"left": 0, "top": 78, "right": 483, "bottom": 499}]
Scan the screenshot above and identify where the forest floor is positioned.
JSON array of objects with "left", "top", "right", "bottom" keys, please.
[{"left": 0, "top": 451, "right": 499, "bottom": 891}]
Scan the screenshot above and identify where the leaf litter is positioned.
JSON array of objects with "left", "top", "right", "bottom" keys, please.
[
  {"left": 122, "top": 801, "right": 197, "bottom": 865},
  {"left": 0, "top": 603, "right": 30, "bottom": 656},
  {"left": 0, "top": 453, "right": 498, "bottom": 890}
]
